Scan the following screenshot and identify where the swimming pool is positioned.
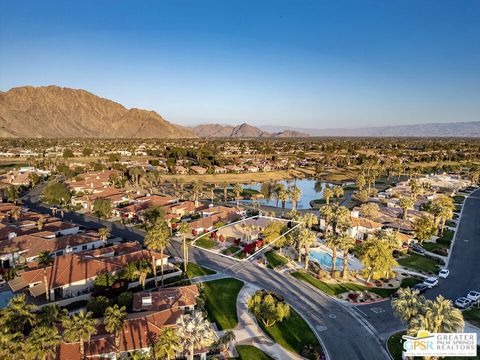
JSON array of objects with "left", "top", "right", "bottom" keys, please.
[
  {"left": 0, "top": 290, "right": 14, "bottom": 308},
  {"left": 310, "top": 249, "right": 345, "bottom": 269}
]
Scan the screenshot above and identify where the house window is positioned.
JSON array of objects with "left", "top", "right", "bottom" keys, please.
[
  {"left": 56, "top": 251, "right": 63, "bottom": 256},
  {"left": 82, "top": 245, "right": 88, "bottom": 250},
  {"left": 72, "top": 247, "right": 77, "bottom": 251}
]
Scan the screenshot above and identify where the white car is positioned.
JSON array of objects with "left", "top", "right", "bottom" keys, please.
[
  {"left": 455, "top": 297, "right": 473, "bottom": 309},
  {"left": 467, "top": 291, "right": 480, "bottom": 303},
  {"left": 423, "top": 277, "right": 439, "bottom": 288},
  {"left": 438, "top": 269, "right": 450, "bottom": 278}
]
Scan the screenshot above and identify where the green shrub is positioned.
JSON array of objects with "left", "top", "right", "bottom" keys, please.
[
  {"left": 87, "top": 296, "right": 111, "bottom": 317},
  {"left": 117, "top": 291, "right": 133, "bottom": 310}
]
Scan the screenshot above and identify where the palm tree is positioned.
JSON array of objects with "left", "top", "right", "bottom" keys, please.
[
  {"left": 8, "top": 207, "right": 21, "bottom": 222},
  {"left": 289, "top": 185, "right": 302, "bottom": 210},
  {"left": 301, "top": 228, "right": 317, "bottom": 269},
  {"left": 301, "top": 212, "right": 318, "bottom": 229},
  {"left": 175, "top": 311, "right": 215, "bottom": 360},
  {"left": 123, "top": 260, "right": 151, "bottom": 290},
  {"left": 222, "top": 182, "right": 229, "bottom": 202},
  {"left": 274, "top": 183, "right": 286, "bottom": 207},
  {"left": 215, "top": 330, "right": 236, "bottom": 354},
  {"left": 145, "top": 220, "right": 171, "bottom": 287},
  {"left": 37, "top": 250, "right": 53, "bottom": 302},
  {"left": 151, "top": 327, "right": 180, "bottom": 360},
  {"left": 1, "top": 294, "right": 36, "bottom": 333},
  {"left": 338, "top": 235, "right": 356, "bottom": 278},
  {"left": 324, "top": 234, "right": 342, "bottom": 278},
  {"left": 192, "top": 181, "right": 203, "bottom": 207},
  {"left": 143, "top": 206, "right": 166, "bottom": 230},
  {"left": 104, "top": 304, "right": 127, "bottom": 357},
  {"left": 98, "top": 227, "right": 110, "bottom": 242},
  {"left": 319, "top": 204, "right": 334, "bottom": 236},
  {"left": 333, "top": 186, "right": 344, "bottom": 203},
  {"left": 435, "top": 204, "right": 453, "bottom": 236},
  {"left": 331, "top": 204, "right": 351, "bottom": 235},
  {"left": 398, "top": 196, "right": 414, "bottom": 220},
  {"left": 177, "top": 178, "right": 185, "bottom": 199},
  {"left": 392, "top": 287, "right": 424, "bottom": 324},
  {"left": 37, "top": 216, "right": 46, "bottom": 231},
  {"left": 0, "top": 330, "right": 23, "bottom": 359},
  {"left": 27, "top": 325, "right": 61, "bottom": 360},
  {"left": 177, "top": 221, "right": 191, "bottom": 274},
  {"left": 62, "top": 310, "right": 98, "bottom": 360},
  {"left": 207, "top": 183, "right": 215, "bottom": 204},
  {"left": 409, "top": 296, "right": 464, "bottom": 335},
  {"left": 278, "top": 189, "right": 289, "bottom": 214},
  {"left": 323, "top": 186, "right": 334, "bottom": 205},
  {"left": 233, "top": 183, "right": 243, "bottom": 207},
  {"left": 37, "top": 304, "right": 68, "bottom": 326}
]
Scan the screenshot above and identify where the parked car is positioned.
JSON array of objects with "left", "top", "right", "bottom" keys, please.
[
  {"left": 438, "top": 269, "right": 450, "bottom": 278},
  {"left": 455, "top": 297, "right": 473, "bottom": 309},
  {"left": 423, "top": 277, "right": 439, "bottom": 288},
  {"left": 411, "top": 283, "right": 429, "bottom": 294},
  {"left": 410, "top": 243, "right": 425, "bottom": 254},
  {"left": 467, "top": 291, "right": 480, "bottom": 303}
]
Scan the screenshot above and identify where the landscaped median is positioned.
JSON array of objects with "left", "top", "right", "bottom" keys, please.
[{"left": 291, "top": 270, "right": 420, "bottom": 301}]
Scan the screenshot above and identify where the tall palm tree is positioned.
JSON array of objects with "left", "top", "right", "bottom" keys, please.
[
  {"left": 435, "top": 205, "right": 453, "bottom": 236},
  {"left": 233, "top": 183, "right": 243, "bottom": 207},
  {"left": 215, "top": 330, "right": 236, "bottom": 354},
  {"left": 175, "top": 311, "right": 215, "bottom": 360},
  {"left": 62, "top": 310, "right": 98, "bottom": 360},
  {"left": 301, "top": 212, "right": 318, "bottom": 229},
  {"left": 37, "top": 251, "right": 53, "bottom": 302},
  {"left": 177, "top": 221, "right": 191, "bottom": 274},
  {"left": 123, "top": 260, "right": 151, "bottom": 290},
  {"left": 1, "top": 294, "right": 36, "bottom": 333},
  {"left": 323, "top": 187, "right": 334, "bottom": 205},
  {"left": 301, "top": 228, "right": 317, "bottom": 269},
  {"left": 392, "top": 287, "right": 424, "bottom": 324},
  {"left": 27, "top": 325, "right": 61, "bottom": 360},
  {"left": 331, "top": 204, "right": 351, "bottom": 235},
  {"left": 98, "top": 227, "right": 110, "bottom": 242},
  {"left": 324, "top": 234, "right": 342, "bottom": 278},
  {"left": 398, "top": 196, "right": 414, "bottom": 220},
  {"left": 273, "top": 183, "right": 285, "bottom": 207},
  {"left": 143, "top": 206, "right": 166, "bottom": 230},
  {"left": 192, "top": 181, "right": 203, "bottom": 207},
  {"left": 319, "top": 205, "right": 334, "bottom": 236},
  {"left": 207, "top": 183, "right": 215, "bottom": 204},
  {"left": 8, "top": 207, "right": 21, "bottom": 222},
  {"left": 37, "top": 216, "right": 46, "bottom": 231},
  {"left": 222, "top": 182, "right": 229, "bottom": 202},
  {"left": 151, "top": 327, "right": 180, "bottom": 360},
  {"left": 333, "top": 186, "right": 344, "bottom": 203},
  {"left": 338, "top": 235, "right": 356, "bottom": 278},
  {"left": 278, "top": 189, "right": 289, "bottom": 214},
  {"left": 289, "top": 185, "right": 302, "bottom": 210},
  {"left": 0, "top": 330, "right": 23, "bottom": 359},
  {"left": 145, "top": 220, "right": 171, "bottom": 287},
  {"left": 177, "top": 177, "right": 185, "bottom": 199},
  {"left": 37, "top": 303, "right": 68, "bottom": 326},
  {"left": 104, "top": 304, "right": 127, "bottom": 357}
]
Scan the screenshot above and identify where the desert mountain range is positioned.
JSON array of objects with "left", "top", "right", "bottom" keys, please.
[{"left": 0, "top": 86, "right": 195, "bottom": 138}]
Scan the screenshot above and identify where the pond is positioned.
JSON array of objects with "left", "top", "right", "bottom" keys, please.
[{"left": 242, "top": 178, "right": 333, "bottom": 210}]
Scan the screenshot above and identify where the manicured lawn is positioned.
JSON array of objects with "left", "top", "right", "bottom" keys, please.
[
  {"left": 257, "top": 308, "right": 321, "bottom": 356},
  {"left": 398, "top": 253, "right": 441, "bottom": 274},
  {"left": 235, "top": 345, "right": 273, "bottom": 360},
  {"left": 453, "top": 195, "right": 465, "bottom": 204},
  {"left": 422, "top": 241, "right": 448, "bottom": 252},
  {"left": 387, "top": 331, "right": 405, "bottom": 360},
  {"left": 222, "top": 245, "right": 241, "bottom": 255},
  {"left": 265, "top": 250, "right": 288, "bottom": 268},
  {"left": 439, "top": 228, "right": 455, "bottom": 242},
  {"left": 292, "top": 270, "right": 420, "bottom": 298},
  {"left": 202, "top": 278, "right": 244, "bottom": 330},
  {"left": 464, "top": 308, "right": 480, "bottom": 327},
  {"left": 186, "top": 263, "right": 215, "bottom": 278},
  {"left": 195, "top": 237, "right": 216, "bottom": 249}
]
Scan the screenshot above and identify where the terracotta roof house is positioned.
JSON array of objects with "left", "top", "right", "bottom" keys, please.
[
  {"left": 190, "top": 166, "right": 208, "bottom": 174},
  {"left": 348, "top": 215, "right": 383, "bottom": 241},
  {"left": 132, "top": 285, "right": 200, "bottom": 312},
  {"left": 9, "top": 242, "right": 168, "bottom": 303},
  {"left": 174, "top": 165, "right": 188, "bottom": 175}
]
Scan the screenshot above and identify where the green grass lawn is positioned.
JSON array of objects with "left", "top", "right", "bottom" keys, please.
[
  {"left": 422, "top": 241, "right": 449, "bottom": 252},
  {"left": 439, "top": 228, "right": 455, "bottom": 242},
  {"left": 398, "top": 253, "right": 441, "bottom": 274},
  {"left": 292, "top": 270, "right": 420, "bottom": 298},
  {"left": 257, "top": 308, "right": 321, "bottom": 355},
  {"left": 186, "top": 263, "right": 215, "bottom": 278},
  {"left": 464, "top": 308, "right": 480, "bottom": 327},
  {"left": 265, "top": 250, "right": 288, "bottom": 268},
  {"left": 387, "top": 331, "right": 405, "bottom": 360},
  {"left": 202, "top": 278, "right": 244, "bottom": 330},
  {"left": 235, "top": 345, "right": 273, "bottom": 360},
  {"left": 222, "top": 245, "right": 240, "bottom": 255},
  {"left": 453, "top": 195, "right": 465, "bottom": 204},
  {"left": 195, "top": 237, "right": 216, "bottom": 249}
]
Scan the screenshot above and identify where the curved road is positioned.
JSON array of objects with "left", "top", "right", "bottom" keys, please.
[{"left": 22, "top": 184, "right": 389, "bottom": 360}]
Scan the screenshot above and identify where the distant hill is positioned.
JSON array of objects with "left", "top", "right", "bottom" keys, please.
[
  {"left": 192, "top": 123, "right": 309, "bottom": 138},
  {"left": 260, "top": 121, "right": 480, "bottom": 137},
  {"left": 0, "top": 86, "right": 195, "bottom": 138}
]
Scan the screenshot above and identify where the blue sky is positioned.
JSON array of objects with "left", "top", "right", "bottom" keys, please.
[{"left": 1, "top": 0, "right": 479, "bottom": 128}]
